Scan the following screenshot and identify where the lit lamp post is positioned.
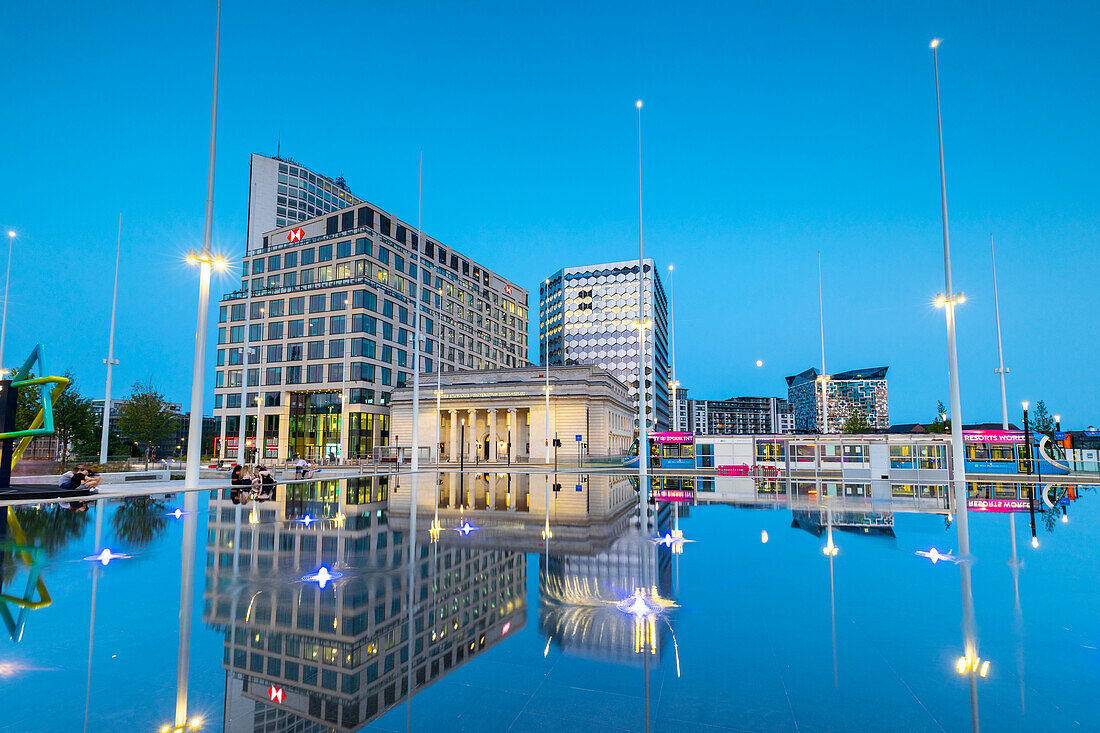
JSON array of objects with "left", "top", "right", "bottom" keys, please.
[
  {"left": 177, "top": 3, "right": 223, "bottom": 729},
  {"left": 634, "top": 99, "right": 650, "bottom": 534},
  {"left": 1022, "top": 401, "right": 1038, "bottom": 548},
  {"left": 0, "top": 230, "right": 14, "bottom": 376},
  {"left": 930, "top": 39, "right": 981, "bottom": 719}
]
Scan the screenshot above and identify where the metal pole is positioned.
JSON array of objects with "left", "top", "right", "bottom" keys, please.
[
  {"left": 99, "top": 214, "right": 122, "bottom": 464},
  {"left": 544, "top": 355, "right": 551, "bottom": 465},
  {"left": 635, "top": 99, "right": 649, "bottom": 533},
  {"left": 931, "top": 38, "right": 979, "bottom": 730},
  {"left": 236, "top": 278, "right": 253, "bottom": 466},
  {"left": 412, "top": 148, "right": 423, "bottom": 473},
  {"left": 991, "top": 234, "right": 1010, "bottom": 430},
  {"left": 434, "top": 374, "right": 441, "bottom": 464},
  {"left": 184, "top": 0, "right": 220, "bottom": 491},
  {"left": 0, "top": 231, "right": 13, "bottom": 375},
  {"left": 668, "top": 265, "right": 677, "bottom": 431},
  {"left": 818, "top": 252, "right": 828, "bottom": 433}
]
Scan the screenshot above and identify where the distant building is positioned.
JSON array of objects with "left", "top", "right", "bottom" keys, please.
[
  {"left": 681, "top": 395, "right": 793, "bottom": 435},
  {"left": 786, "top": 366, "right": 889, "bottom": 433},
  {"left": 672, "top": 386, "right": 690, "bottom": 433},
  {"left": 540, "top": 259, "right": 670, "bottom": 432}
]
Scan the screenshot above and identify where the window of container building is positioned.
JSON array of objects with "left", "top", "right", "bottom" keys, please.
[
  {"left": 289, "top": 297, "right": 305, "bottom": 315},
  {"left": 355, "top": 237, "right": 371, "bottom": 256},
  {"left": 268, "top": 254, "right": 281, "bottom": 271},
  {"left": 326, "top": 216, "right": 338, "bottom": 235},
  {"left": 380, "top": 216, "right": 391, "bottom": 236},
  {"left": 301, "top": 249, "right": 315, "bottom": 266},
  {"left": 337, "top": 240, "right": 351, "bottom": 259},
  {"left": 284, "top": 251, "right": 297, "bottom": 268},
  {"left": 341, "top": 211, "right": 354, "bottom": 231},
  {"left": 318, "top": 244, "right": 333, "bottom": 262},
  {"left": 395, "top": 225, "right": 406, "bottom": 243},
  {"left": 310, "top": 295, "right": 326, "bottom": 313}
]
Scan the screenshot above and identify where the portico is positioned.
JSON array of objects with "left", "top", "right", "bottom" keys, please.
[{"left": 390, "top": 365, "right": 633, "bottom": 464}]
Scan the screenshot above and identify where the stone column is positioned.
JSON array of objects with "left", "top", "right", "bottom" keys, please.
[
  {"left": 467, "top": 409, "right": 476, "bottom": 461},
  {"left": 448, "top": 409, "right": 458, "bottom": 463},
  {"left": 488, "top": 409, "right": 498, "bottom": 462},
  {"left": 508, "top": 408, "right": 517, "bottom": 463}
]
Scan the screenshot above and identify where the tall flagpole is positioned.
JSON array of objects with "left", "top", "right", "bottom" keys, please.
[
  {"left": 99, "top": 213, "right": 122, "bottom": 464},
  {"left": 991, "top": 234, "right": 1010, "bottom": 430},
  {"left": 818, "top": 252, "right": 828, "bottom": 433},
  {"left": 668, "top": 265, "right": 677, "bottom": 431}
]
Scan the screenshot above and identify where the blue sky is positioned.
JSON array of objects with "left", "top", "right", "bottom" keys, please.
[{"left": 3, "top": 1, "right": 1098, "bottom": 425}]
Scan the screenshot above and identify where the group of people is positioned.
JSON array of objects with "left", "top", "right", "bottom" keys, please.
[
  {"left": 293, "top": 457, "right": 321, "bottom": 480},
  {"left": 230, "top": 464, "right": 276, "bottom": 505},
  {"left": 58, "top": 465, "right": 101, "bottom": 493}
]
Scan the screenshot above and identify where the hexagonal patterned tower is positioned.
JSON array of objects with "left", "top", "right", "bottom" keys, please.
[{"left": 540, "top": 259, "right": 669, "bottom": 432}]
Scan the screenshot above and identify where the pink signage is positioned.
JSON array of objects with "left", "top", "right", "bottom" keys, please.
[
  {"left": 963, "top": 430, "right": 1025, "bottom": 444},
  {"left": 650, "top": 432, "right": 694, "bottom": 444},
  {"left": 968, "top": 498, "right": 1031, "bottom": 512},
  {"left": 719, "top": 464, "right": 752, "bottom": 477},
  {"left": 718, "top": 464, "right": 780, "bottom": 478},
  {"left": 650, "top": 488, "right": 694, "bottom": 502}
]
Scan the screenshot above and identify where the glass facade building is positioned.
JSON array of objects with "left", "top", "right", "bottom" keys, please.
[
  {"left": 539, "top": 259, "right": 669, "bottom": 432},
  {"left": 785, "top": 366, "right": 889, "bottom": 433}
]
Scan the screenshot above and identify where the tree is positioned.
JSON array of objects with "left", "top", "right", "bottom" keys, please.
[
  {"left": 52, "top": 370, "right": 99, "bottom": 461},
  {"left": 927, "top": 400, "right": 949, "bottom": 433},
  {"left": 1030, "top": 400, "right": 1055, "bottom": 437},
  {"left": 117, "top": 381, "right": 175, "bottom": 469},
  {"left": 11, "top": 369, "right": 97, "bottom": 461},
  {"left": 112, "top": 496, "right": 169, "bottom": 548},
  {"left": 842, "top": 410, "right": 871, "bottom": 434}
]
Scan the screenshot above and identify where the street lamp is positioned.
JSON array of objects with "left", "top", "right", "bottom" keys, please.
[
  {"left": 0, "top": 230, "right": 15, "bottom": 376},
  {"left": 930, "top": 40, "right": 981, "bottom": 721},
  {"left": 1055, "top": 414, "right": 1061, "bottom": 432},
  {"left": 1022, "top": 401, "right": 1038, "bottom": 548},
  {"left": 635, "top": 98, "right": 651, "bottom": 534}
]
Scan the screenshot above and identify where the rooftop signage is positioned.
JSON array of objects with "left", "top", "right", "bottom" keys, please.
[{"left": 287, "top": 227, "right": 304, "bottom": 242}]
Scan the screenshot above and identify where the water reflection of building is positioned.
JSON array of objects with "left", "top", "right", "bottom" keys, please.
[
  {"left": 203, "top": 476, "right": 527, "bottom": 731},
  {"left": 389, "top": 471, "right": 642, "bottom": 551},
  {"left": 538, "top": 515, "right": 674, "bottom": 664}
]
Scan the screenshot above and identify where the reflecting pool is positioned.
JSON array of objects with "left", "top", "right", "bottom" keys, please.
[{"left": 0, "top": 472, "right": 1096, "bottom": 732}]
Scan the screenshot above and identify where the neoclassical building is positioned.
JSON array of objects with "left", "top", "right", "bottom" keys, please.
[{"left": 389, "top": 365, "right": 634, "bottom": 463}]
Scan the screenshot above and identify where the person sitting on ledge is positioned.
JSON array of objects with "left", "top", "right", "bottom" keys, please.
[{"left": 230, "top": 465, "right": 253, "bottom": 505}]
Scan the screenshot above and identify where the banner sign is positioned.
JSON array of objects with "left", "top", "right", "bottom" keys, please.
[
  {"left": 650, "top": 488, "right": 694, "bottom": 502},
  {"left": 963, "top": 430, "right": 1025, "bottom": 444},
  {"left": 968, "top": 498, "right": 1032, "bottom": 512},
  {"left": 718, "top": 464, "right": 780, "bottom": 478},
  {"left": 650, "top": 432, "right": 694, "bottom": 444}
]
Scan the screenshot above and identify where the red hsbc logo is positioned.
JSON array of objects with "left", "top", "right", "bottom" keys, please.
[
  {"left": 504, "top": 285, "right": 512, "bottom": 294},
  {"left": 268, "top": 685, "right": 284, "bottom": 703},
  {"left": 287, "top": 228, "right": 304, "bottom": 243}
]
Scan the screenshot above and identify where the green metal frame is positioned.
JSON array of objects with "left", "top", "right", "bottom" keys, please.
[{"left": 0, "top": 344, "right": 69, "bottom": 441}]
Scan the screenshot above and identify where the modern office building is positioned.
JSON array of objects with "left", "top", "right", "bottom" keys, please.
[
  {"left": 215, "top": 186, "right": 529, "bottom": 462},
  {"left": 389, "top": 365, "right": 634, "bottom": 463},
  {"left": 540, "top": 259, "right": 670, "bottom": 433},
  {"left": 785, "top": 366, "right": 889, "bottom": 433},
  {"left": 246, "top": 153, "right": 362, "bottom": 255},
  {"left": 682, "top": 395, "right": 793, "bottom": 435}
]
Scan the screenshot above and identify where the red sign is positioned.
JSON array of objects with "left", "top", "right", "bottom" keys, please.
[
  {"left": 268, "top": 685, "right": 284, "bottom": 703},
  {"left": 968, "top": 498, "right": 1032, "bottom": 512},
  {"left": 287, "top": 227, "right": 304, "bottom": 243},
  {"left": 504, "top": 285, "right": 512, "bottom": 294}
]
